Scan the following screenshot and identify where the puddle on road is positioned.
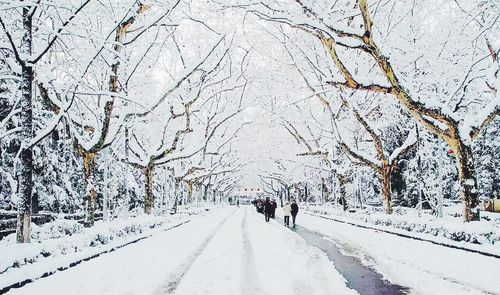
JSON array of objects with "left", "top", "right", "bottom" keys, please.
[{"left": 291, "top": 225, "right": 409, "bottom": 295}]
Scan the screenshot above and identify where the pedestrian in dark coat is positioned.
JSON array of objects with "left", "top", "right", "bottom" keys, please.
[
  {"left": 264, "top": 197, "right": 273, "bottom": 222},
  {"left": 290, "top": 200, "right": 299, "bottom": 226},
  {"left": 256, "top": 199, "right": 264, "bottom": 214},
  {"left": 271, "top": 200, "right": 277, "bottom": 218}
]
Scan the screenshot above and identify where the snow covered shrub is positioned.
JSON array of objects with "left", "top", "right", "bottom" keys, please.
[
  {"left": 0, "top": 214, "right": 174, "bottom": 274},
  {"left": 30, "top": 219, "right": 84, "bottom": 240},
  {"left": 307, "top": 206, "right": 499, "bottom": 246}
]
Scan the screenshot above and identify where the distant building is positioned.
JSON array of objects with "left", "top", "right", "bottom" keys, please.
[{"left": 230, "top": 187, "right": 264, "bottom": 205}]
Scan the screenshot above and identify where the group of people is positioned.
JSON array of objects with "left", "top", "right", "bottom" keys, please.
[
  {"left": 263, "top": 198, "right": 278, "bottom": 221},
  {"left": 255, "top": 197, "right": 299, "bottom": 226}
]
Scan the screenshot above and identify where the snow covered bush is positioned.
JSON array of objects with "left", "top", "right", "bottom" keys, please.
[
  {"left": 0, "top": 215, "right": 175, "bottom": 275},
  {"left": 306, "top": 205, "right": 499, "bottom": 246},
  {"left": 0, "top": 204, "right": 216, "bottom": 279}
]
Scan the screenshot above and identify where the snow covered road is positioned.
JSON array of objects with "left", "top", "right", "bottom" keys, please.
[
  {"left": 5, "top": 207, "right": 356, "bottom": 295},
  {"left": 174, "top": 206, "right": 356, "bottom": 295},
  {"left": 6, "top": 205, "right": 497, "bottom": 295}
]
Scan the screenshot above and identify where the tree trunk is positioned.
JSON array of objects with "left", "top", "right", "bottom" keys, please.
[
  {"left": 124, "top": 127, "right": 130, "bottom": 204},
  {"left": 103, "top": 153, "right": 109, "bottom": 221},
  {"left": 337, "top": 175, "right": 348, "bottom": 211},
  {"left": 321, "top": 178, "right": 329, "bottom": 203},
  {"left": 31, "top": 189, "right": 39, "bottom": 214},
  {"left": 16, "top": 7, "right": 34, "bottom": 244},
  {"left": 380, "top": 163, "right": 393, "bottom": 214},
  {"left": 172, "top": 179, "right": 180, "bottom": 214},
  {"left": 304, "top": 184, "right": 308, "bottom": 203},
  {"left": 186, "top": 181, "right": 193, "bottom": 203},
  {"left": 144, "top": 165, "right": 154, "bottom": 214},
  {"left": 82, "top": 151, "right": 97, "bottom": 227},
  {"left": 453, "top": 140, "right": 480, "bottom": 221},
  {"left": 203, "top": 184, "right": 208, "bottom": 201},
  {"left": 162, "top": 173, "right": 168, "bottom": 210}
]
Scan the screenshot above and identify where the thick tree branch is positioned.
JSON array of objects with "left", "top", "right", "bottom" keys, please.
[
  {"left": 340, "top": 95, "right": 385, "bottom": 162},
  {"left": 339, "top": 142, "right": 379, "bottom": 171}
]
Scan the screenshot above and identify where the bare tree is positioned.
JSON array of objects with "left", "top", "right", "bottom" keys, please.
[
  {"left": 335, "top": 96, "right": 417, "bottom": 214},
  {"left": 247, "top": 0, "right": 499, "bottom": 221},
  {"left": 0, "top": 0, "right": 91, "bottom": 242}
]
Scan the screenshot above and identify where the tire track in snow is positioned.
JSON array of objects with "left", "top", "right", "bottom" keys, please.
[
  {"left": 268, "top": 211, "right": 357, "bottom": 295},
  {"left": 159, "top": 208, "right": 236, "bottom": 294},
  {"left": 240, "top": 208, "right": 265, "bottom": 295}
]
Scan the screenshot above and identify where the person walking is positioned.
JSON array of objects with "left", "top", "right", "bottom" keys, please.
[
  {"left": 271, "top": 199, "right": 277, "bottom": 218},
  {"left": 283, "top": 201, "right": 291, "bottom": 226},
  {"left": 264, "top": 197, "right": 273, "bottom": 222},
  {"left": 290, "top": 200, "right": 299, "bottom": 226},
  {"left": 256, "top": 199, "right": 264, "bottom": 214}
]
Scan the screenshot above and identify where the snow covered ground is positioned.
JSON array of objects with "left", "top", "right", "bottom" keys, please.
[
  {"left": 295, "top": 211, "right": 500, "bottom": 295},
  {"left": 3, "top": 206, "right": 357, "bottom": 295},
  {"left": 0, "top": 205, "right": 216, "bottom": 293},
  {"left": 3, "top": 205, "right": 498, "bottom": 295},
  {"left": 173, "top": 206, "right": 356, "bottom": 295},
  {"left": 305, "top": 204, "right": 500, "bottom": 251}
]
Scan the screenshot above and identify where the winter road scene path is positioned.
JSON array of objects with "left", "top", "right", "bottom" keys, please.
[
  {"left": 3, "top": 206, "right": 498, "bottom": 295},
  {"left": 1, "top": 0, "right": 499, "bottom": 294}
]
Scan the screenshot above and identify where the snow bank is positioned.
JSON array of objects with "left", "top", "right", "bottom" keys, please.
[
  {"left": 305, "top": 204, "right": 500, "bottom": 247},
  {"left": 0, "top": 204, "right": 219, "bottom": 290},
  {"left": 1, "top": 215, "right": 172, "bottom": 274},
  {"left": 4, "top": 207, "right": 235, "bottom": 295}
]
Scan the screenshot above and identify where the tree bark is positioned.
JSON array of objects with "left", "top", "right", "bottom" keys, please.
[
  {"left": 171, "top": 179, "right": 180, "bottom": 214},
  {"left": 144, "top": 165, "right": 154, "bottom": 214},
  {"left": 337, "top": 174, "right": 348, "bottom": 211},
  {"left": 103, "top": 155, "right": 109, "bottom": 221},
  {"left": 380, "top": 163, "right": 393, "bottom": 214},
  {"left": 203, "top": 184, "right": 209, "bottom": 201},
  {"left": 321, "top": 178, "right": 329, "bottom": 203},
  {"left": 451, "top": 139, "right": 480, "bottom": 221},
  {"left": 82, "top": 151, "right": 97, "bottom": 227},
  {"left": 16, "top": 7, "right": 34, "bottom": 244},
  {"left": 186, "top": 181, "right": 193, "bottom": 203}
]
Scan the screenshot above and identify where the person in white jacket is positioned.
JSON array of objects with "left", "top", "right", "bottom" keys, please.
[{"left": 282, "top": 202, "right": 291, "bottom": 226}]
